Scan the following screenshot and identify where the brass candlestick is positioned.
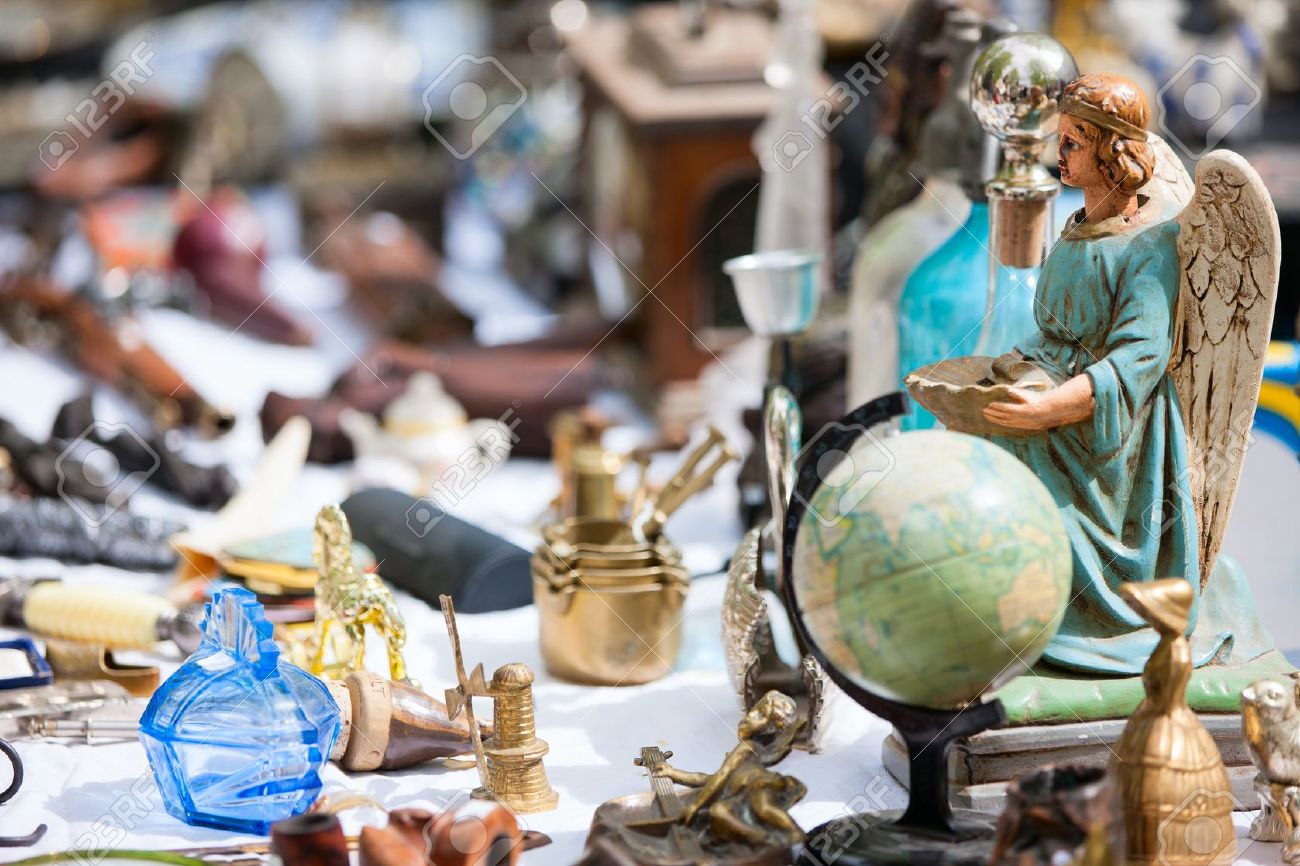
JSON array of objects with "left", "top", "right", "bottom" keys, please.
[{"left": 440, "top": 595, "right": 559, "bottom": 814}]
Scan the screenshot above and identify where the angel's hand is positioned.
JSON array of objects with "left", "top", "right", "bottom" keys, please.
[
  {"left": 984, "top": 373, "right": 1095, "bottom": 430},
  {"left": 982, "top": 388, "right": 1058, "bottom": 431}
]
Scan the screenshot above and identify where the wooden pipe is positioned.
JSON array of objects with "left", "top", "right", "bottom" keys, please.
[
  {"left": 359, "top": 807, "right": 543, "bottom": 866},
  {"left": 271, "top": 813, "right": 350, "bottom": 866},
  {"left": 326, "top": 671, "right": 492, "bottom": 772}
]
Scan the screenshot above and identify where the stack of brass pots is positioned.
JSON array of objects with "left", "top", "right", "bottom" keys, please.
[
  {"left": 533, "top": 518, "right": 689, "bottom": 685},
  {"left": 534, "top": 426, "right": 738, "bottom": 686}
]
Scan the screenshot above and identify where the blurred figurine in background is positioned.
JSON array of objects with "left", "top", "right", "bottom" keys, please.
[
  {"left": 858, "top": 0, "right": 964, "bottom": 228},
  {"left": 342, "top": 372, "right": 513, "bottom": 495},
  {"left": 1243, "top": 677, "right": 1300, "bottom": 860},
  {"left": 308, "top": 504, "right": 410, "bottom": 683}
]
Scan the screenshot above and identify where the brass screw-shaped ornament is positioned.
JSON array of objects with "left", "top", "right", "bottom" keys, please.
[{"left": 476, "top": 663, "right": 559, "bottom": 813}]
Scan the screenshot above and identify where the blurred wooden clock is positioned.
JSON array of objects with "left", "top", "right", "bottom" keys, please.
[{"left": 564, "top": 5, "right": 782, "bottom": 385}]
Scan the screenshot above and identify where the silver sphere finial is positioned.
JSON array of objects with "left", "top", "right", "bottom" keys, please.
[{"left": 969, "top": 32, "right": 1078, "bottom": 145}]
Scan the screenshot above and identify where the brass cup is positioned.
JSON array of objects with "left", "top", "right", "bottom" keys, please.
[{"left": 532, "top": 525, "right": 690, "bottom": 685}]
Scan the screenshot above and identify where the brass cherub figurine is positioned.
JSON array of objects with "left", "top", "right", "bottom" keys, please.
[
  {"left": 1243, "top": 677, "right": 1300, "bottom": 860},
  {"left": 653, "top": 690, "right": 807, "bottom": 846},
  {"left": 309, "top": 504, "right": 410, "bottom": 683}
]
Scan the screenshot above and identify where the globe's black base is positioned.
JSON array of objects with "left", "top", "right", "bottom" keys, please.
[{"left": 797, "top": 809, "right": 997, "bottom": 866}]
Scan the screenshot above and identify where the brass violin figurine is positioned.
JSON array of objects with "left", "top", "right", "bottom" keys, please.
[
  {"left": 581, "top": 691, "right": 807, "bottom": 866},
  {"left": 309, "top": 504, "right": 410, "bottom": 683}
]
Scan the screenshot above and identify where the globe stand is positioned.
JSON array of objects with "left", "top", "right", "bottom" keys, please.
[{"left": 781, "top": 393, "right": 1007, "bottom": 866}]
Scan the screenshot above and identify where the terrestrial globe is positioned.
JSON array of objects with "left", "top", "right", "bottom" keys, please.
[{"left": 790, "top": 429, "right": 1071, "bottom": 708}]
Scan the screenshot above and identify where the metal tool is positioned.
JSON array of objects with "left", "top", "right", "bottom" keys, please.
[
  {"left": 44, "top": 641, "right": 160, "bottom": 696},
  {"left": 0, "top": 737, "right": 45, "bottom": 847},
  {"left": 0, "top": 681, "right": 132, "bottom": 742},
  {"left": 23, "top": 715, "right": 138, "bottom": 744}
]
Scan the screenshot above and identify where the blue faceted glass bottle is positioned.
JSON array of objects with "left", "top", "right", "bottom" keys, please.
[
  {"left": 139, "top": 587, "right": 340, "bottom": 834},
  {"left": 897, "top": 200, "right": 990, "bottom": 429}
]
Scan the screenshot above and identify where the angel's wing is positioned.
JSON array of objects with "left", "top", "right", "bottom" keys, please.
[
  {"left": 1171, "top": 150, "right": 1281, "bottom": 587},
  {"left": 722, "top": 528, "right": 769, "bottom": 705},
  {"left": 1141, "top": 132, "right": 1195, "bottom": 208}
]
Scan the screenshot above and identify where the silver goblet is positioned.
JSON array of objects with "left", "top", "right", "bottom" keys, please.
[{"left": 723, "top": 249, "right": 821, "bottom": 393}]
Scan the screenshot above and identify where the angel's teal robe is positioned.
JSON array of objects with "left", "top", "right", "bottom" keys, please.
[{"left": 994, "top": 197, "right": 1269, "bottom": 674}]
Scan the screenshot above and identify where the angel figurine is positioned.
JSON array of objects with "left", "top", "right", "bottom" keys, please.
[{"left": 973, "top": 72, "right": 1280, "bottom": 674}]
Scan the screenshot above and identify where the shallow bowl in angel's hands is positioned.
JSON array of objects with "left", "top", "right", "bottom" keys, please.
[{"left": 905, "top": 355, "right": 1055, "bottom": 438}]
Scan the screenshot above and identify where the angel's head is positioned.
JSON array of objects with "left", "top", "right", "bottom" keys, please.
[
  {"left": 740, "top": 690, "right": 804, "bottom": 764},
  {"left": 1058, "top": 73, "right": 1154, "bottom": 195}
]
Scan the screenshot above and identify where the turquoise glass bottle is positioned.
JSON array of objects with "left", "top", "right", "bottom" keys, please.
[
  {"left": 897, "top": 200, "right": 990, "bottom": 429},
  {"left": 972, "top": 196, "right": 1046, "bottom": 359}
]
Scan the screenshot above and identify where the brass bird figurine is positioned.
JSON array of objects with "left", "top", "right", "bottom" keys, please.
[{"left": 1243, "top": 677, "right": 1300, "bottom": 859}]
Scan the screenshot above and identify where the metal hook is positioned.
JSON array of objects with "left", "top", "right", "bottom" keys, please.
[{"left": 0, "top": 737, "right": 47, "bottom": 847}]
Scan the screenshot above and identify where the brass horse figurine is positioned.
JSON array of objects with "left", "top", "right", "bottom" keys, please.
[{"left": 309, "top": 504, "right": 410, "bottom": 683}]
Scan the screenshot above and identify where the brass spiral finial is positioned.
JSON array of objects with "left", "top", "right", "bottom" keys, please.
[{"left": 480, "top": 663, "right": 559, "bottom": 813}]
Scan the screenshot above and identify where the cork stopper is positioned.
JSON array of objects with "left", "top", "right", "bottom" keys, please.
[{"left": 992, "top": 197, "right": 1050, "bottom": 267}]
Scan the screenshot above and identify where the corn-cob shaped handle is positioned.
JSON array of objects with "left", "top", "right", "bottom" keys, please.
[{"left": 22, "top": 583, "right": 176, "bottom": 650}]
